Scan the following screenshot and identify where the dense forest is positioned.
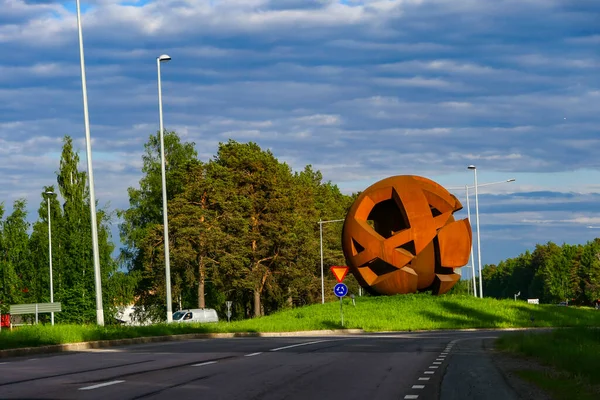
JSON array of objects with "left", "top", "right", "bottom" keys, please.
[
  {"left": 483, "top": 241, "right": 600, "bottom": 305},
  {"left": 1, "top": 131, "right": 599, "bottom": 324},
  {"left": 0, "top": 132, "right": 357, "bottom": 323},
  {"left": 0, "top": 136, "right": 127, "bottom": 323}
]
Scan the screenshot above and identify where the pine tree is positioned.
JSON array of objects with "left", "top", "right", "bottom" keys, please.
[
  {"left": 52, "top": 136, "right": 117, "bottom": 323},
  {"left": 26, "top": 186, "right": 64, "bottom": 306},
  {"left": 0, "top": 201, "right": 30, "bottom": 309},
  {"left": 119, "top": 131, "right": 198, "bottom": 319}
]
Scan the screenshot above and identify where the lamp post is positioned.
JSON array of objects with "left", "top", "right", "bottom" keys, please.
[
  {"left": 448, "top": 178, "right": 515, "bottom": 297},
  {"left": 318, "top": 219, "right": 345, "bottom": 304},
  {"left": 75, "top": 0, "right": 104, "bottom": 325},
  {"left": 465, "top": 184, "right": 477, "bottom": 297},
  {"left": 467, "top": 165, "right": 484, "bottom": 298},
  {"left": 44, "top": 191, "right": 56, "bottom": 325},
  {"left": 157, "top": 54, "right": 173, "bottom": 322}
]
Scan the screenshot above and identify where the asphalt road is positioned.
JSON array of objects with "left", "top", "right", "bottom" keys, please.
[{"left": 0, "top": 330, "right": 520, "bottom": 400}]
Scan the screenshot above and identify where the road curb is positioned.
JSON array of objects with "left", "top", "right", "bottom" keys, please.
[
  {"left": 0, "top": 329, "right": 365, "bottom": 359},
  {"left": 0, "top": 326, "right": 555, "bottom": 359}
]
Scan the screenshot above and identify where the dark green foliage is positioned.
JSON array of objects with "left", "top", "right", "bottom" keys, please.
[
  {"left": 484, "top": 240, "right": 600, "bottom": 305},
  {"left": 0, "top": 137, "right": 118, "bottom": 324},
  {"left": 0, "top": 200, "right": 31, "bottom": 308},
  {"left": 120, "top": 133, "right": 353, "bottom": 320}
]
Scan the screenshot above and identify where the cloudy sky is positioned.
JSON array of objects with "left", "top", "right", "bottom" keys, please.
[{"left": 1, "top": 0, "right": 599, "bottom": 278}]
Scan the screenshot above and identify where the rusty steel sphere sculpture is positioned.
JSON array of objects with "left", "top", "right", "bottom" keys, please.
[{"left": 341, "top": 175, "right": 472, "bottom": 295}]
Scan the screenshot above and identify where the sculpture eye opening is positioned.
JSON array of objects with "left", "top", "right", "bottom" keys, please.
[{"left": 367, "top": 198, "right": 409, "bottom": 239}]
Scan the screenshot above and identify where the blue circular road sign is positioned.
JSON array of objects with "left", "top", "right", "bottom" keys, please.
[{"left": 334, "top": 283, "right": 348, "bottom": 298}]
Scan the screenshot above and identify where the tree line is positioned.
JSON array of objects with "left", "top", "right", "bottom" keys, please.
[
  {"left": 0, "top": 136, "right": 133, "bottom": 322},
  {"left": 119, "top": 132, "right": 356, "bottom": 321},
  {"left": 0, "top": 131, "right": 358, "bottom": 323},
  {"left": 482, "top": 241, "right": 600, "bottom": 305},
  {"left": 3, "top": 130, "right": 598, "bottom": 324}
]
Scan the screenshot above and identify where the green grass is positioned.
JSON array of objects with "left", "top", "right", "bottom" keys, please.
[
  {"left": 497, "top": 328, "right": 600, "bottom": 400},
  {"left": 2, "top": 294, "right": 600, "bottom": 351},
  {"left": 514, "top": 370, "right": 598, "bottom": 400}
]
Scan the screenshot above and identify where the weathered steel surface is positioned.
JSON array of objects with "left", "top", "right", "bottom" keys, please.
[{"left": 342, "top": 175, "right": 472, "bottom": 295}]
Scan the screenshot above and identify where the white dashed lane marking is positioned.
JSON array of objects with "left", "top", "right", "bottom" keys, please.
[
  {"left": 191, "top": 361, "right": 217, "bottom": 367},
  {"left": 269, "top": 340, "right": 332, "bottom": 352},
  {"left": 79, "top": 380, "right": 125, "bottom": 391},
  {"left": 245, "top": 352, "right": 262, "bottom": 357},
  {"left": 404, "top": 340, "right": 455, "bottom": 400}
]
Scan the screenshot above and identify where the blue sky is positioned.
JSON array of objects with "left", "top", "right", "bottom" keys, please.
[{"left": 1, "top": 0, "right": 599, "bottom": 279}]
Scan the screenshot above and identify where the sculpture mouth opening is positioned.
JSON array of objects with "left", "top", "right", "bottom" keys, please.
[{"left": 367, "top": 198, "right": 409, "bottom": 239}]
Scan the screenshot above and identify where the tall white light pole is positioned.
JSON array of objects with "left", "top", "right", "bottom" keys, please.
[
  {"left": 76, "top": 0, "right": 104, "bottom": 325},
  {"left": 465, "top": 185, "right": 477, "bottom": 297},
  {"left": 318, "top": 219, "right": 345, "bottom": 304},
  {"left": 157, "top": 54, "right": 173, "bottom": 322},
  {"left": 44, "top": 191, "right": 56, "bottom": 325},
  {"left": 448, "top": 178, "right": 515, "bottom": 298},
  {"left": 468, "top": 165, "right": 483, "bottom": 298}
]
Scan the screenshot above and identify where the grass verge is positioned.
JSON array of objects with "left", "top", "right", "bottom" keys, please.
[
  {"left": 497, "top": 328, "right": 600, "bottom": 400},
  {"left": 2, "top": 294, "right": 600, "bottom": 351}
]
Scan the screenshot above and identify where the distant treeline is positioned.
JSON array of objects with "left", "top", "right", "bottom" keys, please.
[
  {"left": 0, "top": 132, "right": 359, "bottom": 323},
  {"left": 482, "top": 241, "right": 600, "bottom": 305}
]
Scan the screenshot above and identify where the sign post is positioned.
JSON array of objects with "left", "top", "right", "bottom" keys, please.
[
  {"left": 330, "top": 266, "right": 350, "bottom": 327},
  {"left": 334, "top": 283, "right": 348, "bottom": 326},
  {"left": 226, "top": 301, "right": 232, "bottom": 322}
]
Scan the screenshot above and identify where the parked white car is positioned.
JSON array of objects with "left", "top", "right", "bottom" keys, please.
[{"left": 172, "top": 308, "right": 219, "bottom": 323}]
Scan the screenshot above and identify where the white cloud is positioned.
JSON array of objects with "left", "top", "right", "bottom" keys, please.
[{"left": 0, "top": 0, "right": 599, "bottom": 265}]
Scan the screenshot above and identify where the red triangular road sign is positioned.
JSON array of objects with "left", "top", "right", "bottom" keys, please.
[{"left": 330, "top": 266, "right": 349, "bottom": 283}]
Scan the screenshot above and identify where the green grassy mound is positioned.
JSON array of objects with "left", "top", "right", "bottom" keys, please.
[{"left": 2, "top": 294, "right": 599, "bottom": 351}]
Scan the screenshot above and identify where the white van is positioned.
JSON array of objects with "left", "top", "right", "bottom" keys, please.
[{"left": 172, "top": 308, "right": 219, "bottom": 323}]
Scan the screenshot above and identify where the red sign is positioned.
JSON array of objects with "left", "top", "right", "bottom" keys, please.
[
  {"left": 330, "top": 266, "right": 349, "bottom": 283},
  {"left": 0, "top": 314, "right": 9, "bottom": 328}
]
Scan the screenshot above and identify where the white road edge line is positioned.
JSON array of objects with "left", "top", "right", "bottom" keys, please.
[
  {"left": 0, "top": 362, "right": 9, "bottom": 365},
  {"left": 191, "top": 361, "right": 218, "bottom": 367},
  {"left": 79, "top": 380, "right": 125, "bottom": 391},
  {"left": 433, "top": 362, "right": 442, "bottom": 365},
  {"left": 412, "top": 385, "right": 425, "bottom": 389},
  {"left": 245, "top": 352, "right": 262, "bottom": 357},
  {"left": 270, "top": 340, "right": 332, "bottom": 352},
  {"left": 418, "top": 377, "right": 430, "bottom": 381},
  {"left": 429, "top": 366, "right": 438, "bottom": 369},
  {"left": 424, "top": 371, "right": 435, "bottom": 374},
  {"left": 404, "top": 395, "right": 419, "bottom": 399}
]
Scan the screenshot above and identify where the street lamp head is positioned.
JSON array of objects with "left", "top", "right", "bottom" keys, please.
[
  {"left": 158, "top": 54, "right": 172, "bottom": 62},
  {"left": 44, "top": 191, "right": 56, "bottom": 196},
  {"left": 467, "top": 165, "right": 476, "bottom": 170}
]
